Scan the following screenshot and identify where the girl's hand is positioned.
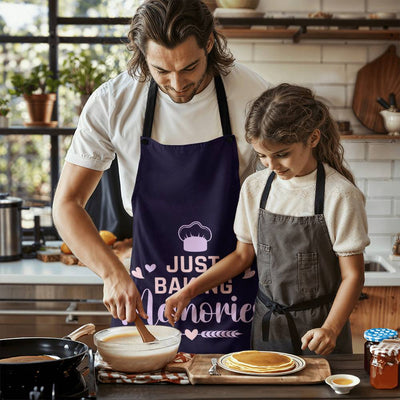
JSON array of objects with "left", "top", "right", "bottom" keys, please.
[
  {"left": 301, "top": 327, "right": 337, "bottom": 355},
  {"left": 164, "top": 289, "right": 192, "bottom": 326}
]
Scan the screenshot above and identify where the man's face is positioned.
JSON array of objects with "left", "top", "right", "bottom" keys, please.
[{"left": 145, "top": 35, "right": 213, "bottom": 104}]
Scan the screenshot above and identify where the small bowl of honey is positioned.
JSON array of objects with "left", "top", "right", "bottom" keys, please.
[{"left": 325, "top": 374, "right": 360, "bottom": 394}]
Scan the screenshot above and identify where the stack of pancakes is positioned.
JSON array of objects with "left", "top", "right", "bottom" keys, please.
[{"left": 224, "top": 350, "right": 296, "bottom": 373}]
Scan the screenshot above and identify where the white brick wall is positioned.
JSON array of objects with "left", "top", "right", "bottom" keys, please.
[{"left": 228, "top": 0, "right": 400, "bottom": 252}]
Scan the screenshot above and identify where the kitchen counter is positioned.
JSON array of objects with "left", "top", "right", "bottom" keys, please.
[
  {"left": 0, "top": 258, "right": 103, "bottom": 285},
  {"left": 95, "top": 354, "right": 400, "bottom": 399},
  {"left": 0, "top": 251, "right": 399, "bottom": 286}
]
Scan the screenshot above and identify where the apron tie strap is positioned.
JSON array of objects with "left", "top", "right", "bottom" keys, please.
[{"left": 257, "top": 289, "right": 335, "bottom": 355}]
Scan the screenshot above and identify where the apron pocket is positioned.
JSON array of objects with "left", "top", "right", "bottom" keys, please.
[
  {"left": 257, "top": 243, "right": 272, "bottom": 288},
  {"left": 297, "top": 252, "right": 318, "bottom": 296}
]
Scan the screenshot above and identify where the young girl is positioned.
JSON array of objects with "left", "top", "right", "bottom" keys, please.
[{"left": 164, "top": 83, "right": 369, "bottom": 355}]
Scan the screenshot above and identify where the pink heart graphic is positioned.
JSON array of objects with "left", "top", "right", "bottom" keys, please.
[
  {"left": 243, "top": 269, "right": 256, "bottom": 279},
  {"left": 145, "top": 263, "right": 156, "bottom": 273},
  {"left": 131, "top": 267, "right": 144, "bottom": 279},
  {"left": 184, "top": 329, "right": 198, "bottom": 341}
]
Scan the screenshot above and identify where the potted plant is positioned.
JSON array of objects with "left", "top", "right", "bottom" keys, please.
[
  {"left": 60, "top": 51, "right": 110, "bottom": 114},
  {"left": 0, "top": 98, "right": 10, "bottom": 128},
  {"left": 9, "top": 64, "right": 60, "bottom": 126}
]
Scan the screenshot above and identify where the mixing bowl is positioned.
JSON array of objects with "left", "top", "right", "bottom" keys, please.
[{"left": 94, "top": 325, "right": 181, "bottom": 373}]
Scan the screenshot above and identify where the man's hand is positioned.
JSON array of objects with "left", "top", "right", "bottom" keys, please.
[
  {"left": 164, "top": 289, "right": 192, "bottom": 326},
  {"left": 301, "top": 327, "right": 337, "bottom": 355},
  {"left": 103, "top": 268, "right": 147, "bottom": 323}
]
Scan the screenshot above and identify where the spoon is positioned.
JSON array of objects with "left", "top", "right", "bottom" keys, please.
[{"left": 134, "top": 316, "right": 157, "bottom": 343}]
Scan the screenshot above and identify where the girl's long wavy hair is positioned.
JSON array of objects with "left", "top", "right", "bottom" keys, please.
[
  {"left": 127, "top": 0, "right": 234, "bottom": 81},
  {"left": 245, "top": 83, "right": 355, "bottom": 184}
]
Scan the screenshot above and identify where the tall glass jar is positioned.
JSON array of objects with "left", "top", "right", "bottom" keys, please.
[
  {"left": 370, "top": 343, "right": 399, "bottom": 389},
  {"left": 364, "top": 328, "right": 398, "bottom": 374}
]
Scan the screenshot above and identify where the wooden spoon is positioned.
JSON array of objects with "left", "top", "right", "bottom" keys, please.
[{"left": 134, "top": 316, "right": 157, "bottom": 343}]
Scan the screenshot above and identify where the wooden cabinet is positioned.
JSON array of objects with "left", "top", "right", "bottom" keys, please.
[{"left": 349, "top": 286, "right": 400, "bottom": 353}]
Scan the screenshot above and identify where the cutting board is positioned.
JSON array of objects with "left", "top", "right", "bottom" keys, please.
[
  {"left": 166, "top": 354, "right": 331, "bottom": 385},
  {"left": 352, "top": 45, "right": 400, "bottom": 133}
]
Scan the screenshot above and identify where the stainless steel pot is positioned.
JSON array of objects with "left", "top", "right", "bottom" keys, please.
[{"left": 0, "top": 193, "right": 23, "bottom": 261}]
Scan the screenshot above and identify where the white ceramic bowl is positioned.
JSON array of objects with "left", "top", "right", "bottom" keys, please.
[
  {"left": 216, "top": 0, "right": 260, "bottom": 9},
  {"left": 94, "top": 325, "right": 181, "bottom": 373},
  {"left": 325, "top": 374, "right": 360, "bottom": 394},
  {"left": 380, "top": 110, "right": 400, "bottom": 135}
]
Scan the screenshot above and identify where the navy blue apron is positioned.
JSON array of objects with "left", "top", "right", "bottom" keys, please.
[{"left": 112, "top": 76, "right": 258, "bottom": 353}]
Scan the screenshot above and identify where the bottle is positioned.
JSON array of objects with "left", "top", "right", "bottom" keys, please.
[
  {"left": 364, "top": 328, "right": 398, "bottom": 374},
  {"left": 370, "top": 342, "right": 400, "bottom": 389}
]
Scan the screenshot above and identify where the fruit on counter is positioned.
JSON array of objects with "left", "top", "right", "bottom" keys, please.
[
  {"left": 60, "top": 242, "right": 72, "bottom": 254},
  {"left": 99, "top": 230, "right": 117, "bottom": 246}
]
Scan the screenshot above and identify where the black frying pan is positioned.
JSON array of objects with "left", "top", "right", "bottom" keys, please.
[{"left": 0, "top": 323, "right": 94, "bottom": 382}]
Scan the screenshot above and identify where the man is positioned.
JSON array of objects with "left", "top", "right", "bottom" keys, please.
[{"left": 53, "top": 0, "right": 269, "bottom": 353}]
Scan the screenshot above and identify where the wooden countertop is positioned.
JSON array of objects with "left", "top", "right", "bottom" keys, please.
[{"left": 96, "top": 354, "right": 400, "bottom": 399}]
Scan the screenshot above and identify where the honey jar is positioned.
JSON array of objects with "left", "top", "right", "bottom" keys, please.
[
  {"left": 364, "top": 328, "right": 398, "bottom": 374},
  {"left": 370, "top": 342, "right": 400, "bottom": 389}
]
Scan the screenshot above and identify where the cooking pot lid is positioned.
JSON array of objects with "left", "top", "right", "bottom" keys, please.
[{"left": 0, "top": 193, "right": 23, "bottom": 207}]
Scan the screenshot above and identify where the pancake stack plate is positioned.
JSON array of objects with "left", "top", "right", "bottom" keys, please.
[{"left": 218, "top": 350, "right": 306, "bottom": 376}]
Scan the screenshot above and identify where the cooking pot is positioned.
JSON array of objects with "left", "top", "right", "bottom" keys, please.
[
  {"left": 94, "top": 325, "right": 181, "bottom": 373},
  {"left": 0, "top": 323, "right": 95, "bottom": 385},
  {"left": 0, "top": 193, "right": 23, "bottom": 261}
]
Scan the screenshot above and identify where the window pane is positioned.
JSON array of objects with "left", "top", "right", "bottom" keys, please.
[
  {"left": 0, "top": 1, "right": 48, "bottom": 36},
  {"left": 58, "top": 23, "right": 129, "bottom": 38},
  {"left": 0, "top": 134, "right": 51, "bottom": 203},
  {"left": 0, "top": 43, "right": 49, "bottom": 126},
  {"left": 58, "top": 0, "right": 139, "bottom": 18},
  {"left": 58, "top": 43, "right": 128, "bottom": 127}
]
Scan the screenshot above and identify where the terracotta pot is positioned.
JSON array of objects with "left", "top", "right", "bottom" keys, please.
[{"left": 24, "top": 93, "right": 56, "bottom": 123}]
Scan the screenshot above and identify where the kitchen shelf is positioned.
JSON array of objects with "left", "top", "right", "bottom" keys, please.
[
  {"left": 216, "top": 17, "right": 400, "bottom": 42},
  {"left": 340, "top": 134, "right": 400, "bottom": 140}
]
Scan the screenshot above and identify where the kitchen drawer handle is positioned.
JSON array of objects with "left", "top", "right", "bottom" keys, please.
[{"left": 359, "top": 292, "right": 369, "bottom": 301}]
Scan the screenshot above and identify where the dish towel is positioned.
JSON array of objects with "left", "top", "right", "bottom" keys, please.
[{"left": 95, "top": 352, "right": 193, "bottom": 384}]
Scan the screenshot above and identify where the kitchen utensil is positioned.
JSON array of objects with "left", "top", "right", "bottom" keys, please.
[
  {"left": 0, "top": 192, "right": 23, "bottom": 261},
  {"left": 134, "top": 315, "right": 157, "bottom": 342},
  {"left": 325, "top": 374, "right": 360, "bottom": 394},
  {"left": 353, "top": 45, "right": 400, "bottom": 133},
  {"left": 166, "top": 353, "right": 331, "bottom": 384},
  {"left": 217, "top": 352, "right": 306, "bottom": 376},
  {"left": 94, "top": 325, "right": 181, "bottom": 373},
  {"left": 377, "top": 97, "right": 390, "bottom": 109},
  {"left": 389, "top": 92, "right": 397, "bottom": 109},
  {"left": 208, "top": 357, "right": 220, "bottom": 375},
  {"left": 0, "top": 323, "right": 95, "bottom": 388}
]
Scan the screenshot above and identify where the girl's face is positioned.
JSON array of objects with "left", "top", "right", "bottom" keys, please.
[{"left": 251, "top": 131, "right": 320, "bottom": 179}]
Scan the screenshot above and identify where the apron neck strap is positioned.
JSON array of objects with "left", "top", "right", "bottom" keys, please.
[
  {"left": 142, "top": 75, "right": 232, "bottom": 139},
  {"left": 214, "top": 75, "right": 232, "bottom": 136},
  {"left": 314, "top": 161, "right": 325, "bottom": 215},
  {"left": 259, "top": 162, "right": 326, "bottom": 214},
  {"left": 143, "top": 79, "right": 158, "bottom": 139}
]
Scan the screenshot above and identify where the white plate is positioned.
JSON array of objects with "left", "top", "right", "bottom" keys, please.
[{"left": 218, "top": 351, "right": 306, "bottom": 376}]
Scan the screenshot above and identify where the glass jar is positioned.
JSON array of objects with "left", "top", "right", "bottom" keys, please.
[
  {"left": 370, "top": 344, "right": 399, "bottom": 389},
  {"left": 364, "top": 328, "right": 398, "bottom": 374}
]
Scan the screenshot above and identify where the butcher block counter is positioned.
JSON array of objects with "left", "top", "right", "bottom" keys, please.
[{"left": 95, "top": 354, "right": 400, "bottom": 399}]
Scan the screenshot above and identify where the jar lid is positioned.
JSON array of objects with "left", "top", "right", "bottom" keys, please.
[
  {"left": 0, "top": 193, "right": 23, "bottom": 208},
  {"left": 364, "top": 328, "right": 398, "bottom": 342}
]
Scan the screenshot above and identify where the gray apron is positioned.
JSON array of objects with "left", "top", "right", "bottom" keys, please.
[{"left": 251, "top": 162, "right": 352, "bottom": 355}]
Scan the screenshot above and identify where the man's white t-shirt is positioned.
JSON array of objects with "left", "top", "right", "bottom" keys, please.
[{"left": 66, "top": 63, "right": 269, "bottom": 216}]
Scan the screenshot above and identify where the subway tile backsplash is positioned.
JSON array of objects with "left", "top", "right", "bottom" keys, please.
[{"left": 228, "top": 0, "right": 400, "bottom": 252}]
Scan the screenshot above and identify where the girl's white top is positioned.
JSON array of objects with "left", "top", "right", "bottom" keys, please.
[{"left": 234, "top": 163, "right": 370, "bottom": 256}]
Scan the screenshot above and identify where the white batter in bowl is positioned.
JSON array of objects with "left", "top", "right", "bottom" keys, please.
[{"left": 94, "top": 325, "right": 181, "bottom": 373}]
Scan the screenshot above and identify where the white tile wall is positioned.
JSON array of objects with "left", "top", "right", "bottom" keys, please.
[{"left": 228, "top": 0, "right": 400, "bottom": 252}]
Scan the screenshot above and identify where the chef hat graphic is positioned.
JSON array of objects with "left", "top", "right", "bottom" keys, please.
[{"left": 178, "top": 221, "right": 212, "bottom": 252}]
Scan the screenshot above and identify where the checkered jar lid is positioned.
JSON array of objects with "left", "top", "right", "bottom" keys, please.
[{"left": 364, "top": 328, "right": 398, "bottom": 342}]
